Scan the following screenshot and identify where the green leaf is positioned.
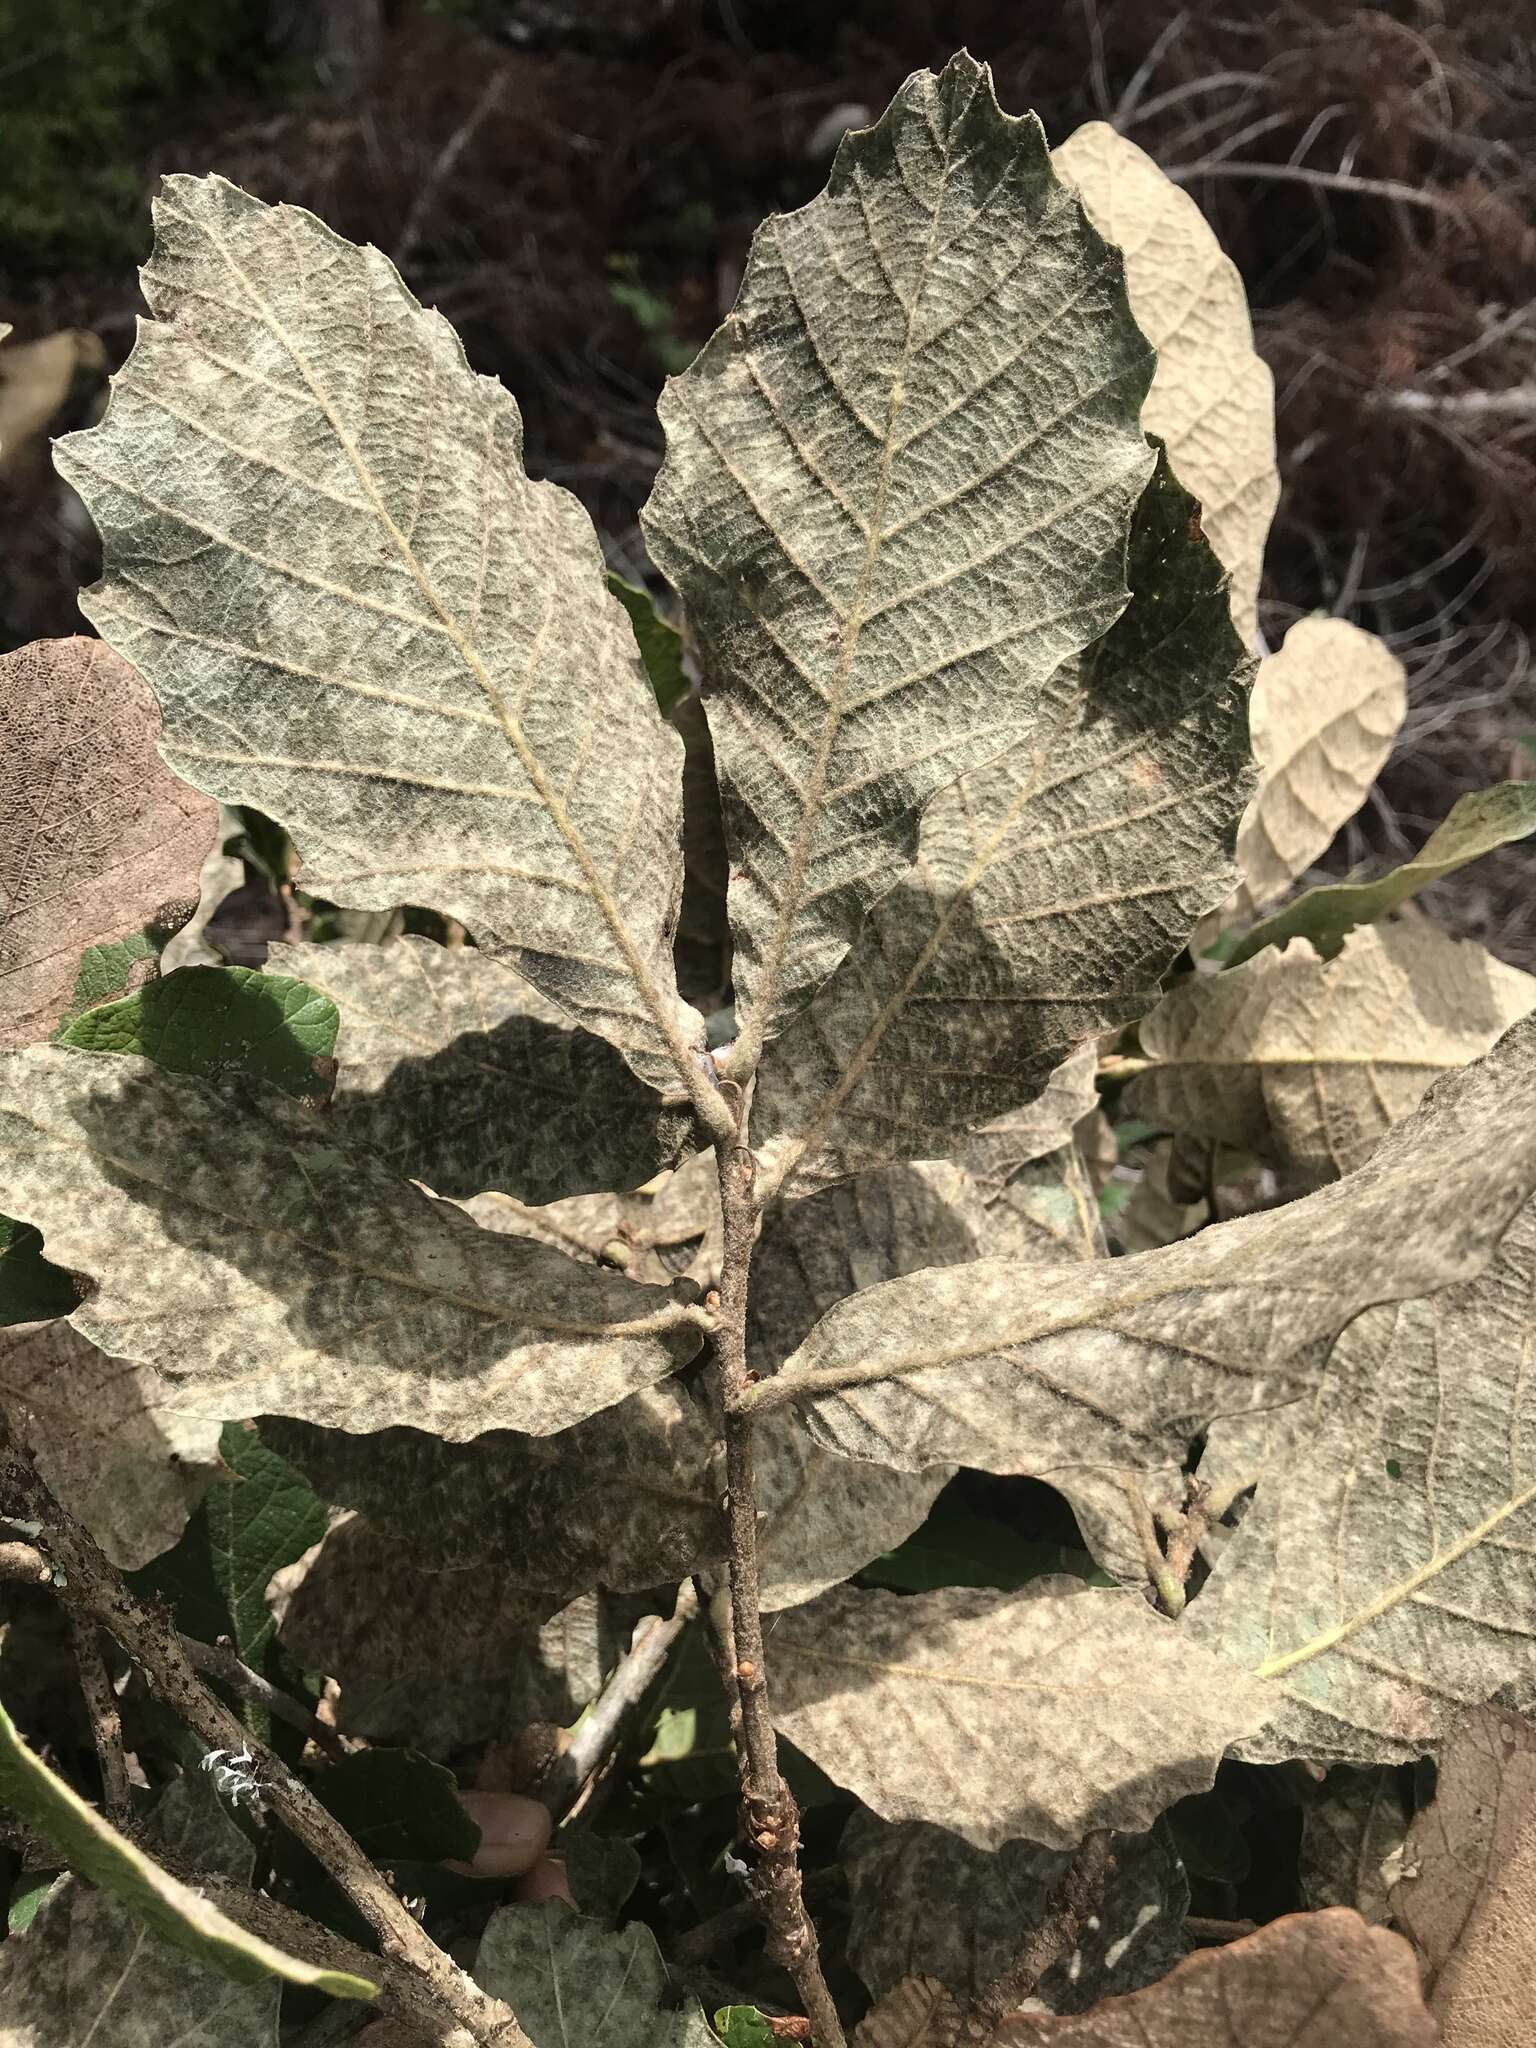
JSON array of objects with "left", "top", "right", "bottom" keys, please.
[
  {"left": 6, "top": 1870, "right": 61, "bottom": 1934},
  {"left": 57, "top": 931, "right": 163, "bottom": 1026},
  {"left": 564, "top": 1832, "right": 642, "bottom": 1918},
  {"left": 57, "top": 173, "right": 706, "bottom": 1102},
  {"left": 608, "top": 573, "right": 688, "bottom": 714},
  {"left": 0, "top": 1212, "right": 77, "bottom": 1327},
  {"left": 1229, "top": 783, "right": 1536, "bottom": 968},
  {"left": 313, "top": 1749, "right": 480, "bottom": 1866},
  {"left": 57, "top": 966, "right": 338, "bottom": 1100},
  {"left": 642, "top": 53, "right": 1157, "bottom": 1062},
  {"left": 0, "top": 1046, "right": 703, "bottom": 1438},
  {"left": 0, "top": 1709, "right": 376, "bottom": 1997},
  {"left": 712, "top": 2008, "right": 775, "bottom": 2048},
  {"left": 131, "top": 1421, "right": 326, "bottom": 1695}
]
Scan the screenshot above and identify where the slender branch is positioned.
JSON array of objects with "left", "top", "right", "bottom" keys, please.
[
  {"left": 180, "top": 1633, "right": 348, "bottom": 1763},
  {"left": 69, "top": 1614, "right": 133, "bottom": 1824},
  {"left": 0, "top": 1429, "right": 527, "bottom": 2048},
  {"left": 1185, "top": 1914, "right": 1261, "bottom": 1944},
  {"left": 1165, "top": 159, "right": 1463, "bottom": 212},
  {"left": 541, "top": 1581, "right": 698, "bottom": 1818},
  {"left": 707, "top": 1132, "right": 848, "bottom": 2048},
  {"left": 946, "top": 1832, "right": 1117, "bottom": 2043}
]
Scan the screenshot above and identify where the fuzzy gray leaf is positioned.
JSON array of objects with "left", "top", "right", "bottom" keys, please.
[
  {"left": 55, "top": 174, "right": 706, "bottom": 1098},
  {"left": 749, "top": 446, "right": 1253, "bottom": 1196},
  {"left": 842, "top": 1809, "right": 1185, "bottom": 2007},
  {"left": 474, "top": 1903, "right": 716, "bottom": 2047},
  {"left": 769, "top": 1581, "right": 1266, "bottom": 1849},
  {"left": 0, "top": 1047, "right": 701, "bottom": 1440},
  {"left": 1188, "top": 1194, "right": 1536, "bottom": 1767},
  {"left": 1300, "top": 1769, "right": 1406, "bottom": 1923},
  {"left": 267, "top": 937, "right": 692, "bottom": 1201},
  {"left": 643, "top": 54, "right": 1156, "bottom": 1060},
  {"left": 748, "top": 1019, "right": 1536, "bottom": 1549}
]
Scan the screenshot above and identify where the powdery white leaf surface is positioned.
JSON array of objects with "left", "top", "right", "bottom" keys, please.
[
  {"left": 1392, "top": 1707, "right": 1536, "bottom": 2048},
  {"left": 1189, "top": 1195, "right": 1536, "bottom": 1768},
  {"left": 460, "top": 1144, "right": 720, "bottom": 1291},
  {"left": 1299, "top": 1768, "right": 1406, "bottom": 1923},
  {"left": 749, "top": 1017, "right": 1536, "bottom": 1521},
  {"left": 267, "top": 937, "right": 691, "bottom": 1202},
  {"left": 996, "top": 1908, "right": 1435, "bottom": 2047},
  {"left": 263, "top": 1378, "right": 723, "bottom": 1596},
  {"left": 55, "top": 175, "right": 707, "bottom": 1102},
  {"left": 0, "top": 1320, "right": 222, "bottom": 1569},
  {"left": 768, "top": 1580, "right": 1266, "bottom": 1849},
  {"left": 0, "top": 1759, "right": 371, "bottom": 2041},
  {"left": 0, "top": 636, "right": 219, "bottom": 1049},
  {"left": 0, "top": 1047, "right": 701, "bottom": 1440},
  {"left": 1127, "top": 920, "right": 1536, "bottom": 1181},
  {"left": 1231, "top": 617, "right": 1406, "bottom": 915},
  {"left": 749, "top": 446, "right": 1253, "bottom": 1196},
  {"left": 474, "top": 1903, "right": 716, "bottom": 2048},
  {"left": 1052, "top": 122, "right": 1278, "bottom": 647},
  {"left": 841, "top": 1808, "right": 1185, "bottom": 2006},
  {"left": 643, "top": 54, "right": 1156, "bottom": 1061},
  {"left": 1229, "top": 780, "right": 1536, "bottom": 970},
  {"left": 278, "top": 1517, "right": 615, "bottom": 1751},
  {"left": 959, "top": 1041, "right": 1100, "bottom": 1201}
]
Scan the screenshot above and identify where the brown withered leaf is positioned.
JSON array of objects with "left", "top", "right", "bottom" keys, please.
[
  {"left": 263, "top": 1379, "right": 723, "bottom": 1597},
  {"left": 1052, "top": 123, "right": 1278, "bottom": 647},
  {"left": 748, "top": 1018, "right": 1536, "bottom": 1546},
  {"left": 0, "top": 1321, "right": 222, "bottom": 1570},
  {"left": 1188, "top": 1195, "right": 1536, "bottom": 1767},
  {"left": 841, "top": 1809, "right": 1185, "bottom": 2007},
  {"left": 996, "top": 1908, "right": 1435, "bottom": 2046},
  {"left": 0, "top": 1048, "right": 701, "bottom": 1441},
  {"left": 853, "top": 1978, "right": 948, "bottom": 2048},
  {"left": 1391, "top": 1707, "right": 1536, "bottom": 2048},
  {"left": 56, "top": 175, "right": 705, "bottom": 1100},
  {"left": 278, "top": 1517, "right": 617, "bottom": 1751},
  {"left": 1231, "top": 617, "right": 1406, "bottom": 916},
  {"left": 0, "top": 637, "right": 218, "bottom": 1048},
  {"left": 1126, "top": 920, "right": 1536, "bottom": 1182},
  {"left": 769, "top": 1580, "right": 1266, "bottom": 1849},
  {"left": 267, "top": 938, "right": 692, "bottom": 1202},
  {"left": 748, "top": 446, "right": 1252, "bottom": 1196},
  {"left": 643, "top": 55, "right": 1155, "bottom": 1060}
]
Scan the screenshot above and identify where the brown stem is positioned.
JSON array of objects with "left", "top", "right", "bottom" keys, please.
[
  {"left": 69, "top": 1614, "right": 133, "bottom": 1824},
  {"left": 179, "top": 1633, "right": 349, "bottom": 1763},
  {"left": 708, "top": 1133, "right": 848, "bottom": 2048},
  {"left": 0, "top": 1430, "right": 526, "bottom": 2048},
  {"left": 948, "top": 1832, "right": 1117, "bottom": 2043}
]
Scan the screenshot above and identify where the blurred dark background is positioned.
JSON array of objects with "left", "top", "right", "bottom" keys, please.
[{"left": 2, "top": 0, "right": 1533, "bottom": 955}]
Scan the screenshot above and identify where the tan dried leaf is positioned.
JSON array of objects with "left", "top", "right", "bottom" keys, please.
[
  {"left": 996, "top": 1908, "right": 1435, "bottom": 2047},
  {"left": 1052, "top": 122, "right": 1278, "bottom": 646},
  {"left": 55, "top": 175, "right": 707, "bottom": 1099},
  {"left": 1391, "top": 1706, "right": 1536, "bottom": 2048},
  {"left": 0, "top": 329, "right": 108, "bottom": 480},
  {"left": 749, "top": 449, "right": 1254, "bottom": 1195},
  {"left": 750, "top": 1018, "right": 1536, "bottom": 1533},
  {"left": 1127, "top": 920, "right": 1536, "bottom": 1181},
  {"left": 1233, "top": 617, "right": 1406, "bottom": 914},
  {"left": 1189, "top": 1197, "right": 1536, "bottom": 1766},
  {"left": 853, "top": 1978, "right": 948, "bottom": 2048},
  {"left": 0, "top": 1321, "right": 222, "bottom": 1570},
  {"left": 0, "top": 1048, "right": 701, "bottom": 1440},
  {"left": 643, "top": 54, "right": 1156, "bottom": 1060},
  {"left": 769, "top": 1580, "right": 1267, "bottom": 1849},
  {"left": 0, "top": 637, "right": 219, "bottom": 1048},
  {"left": 267, "top": 937, "right": 692, "bottom": 1201}
]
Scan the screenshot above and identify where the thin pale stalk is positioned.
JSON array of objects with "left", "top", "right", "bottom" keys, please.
[{"left": 69, "top": 1615, "right": 132, "bottom": 1823}]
